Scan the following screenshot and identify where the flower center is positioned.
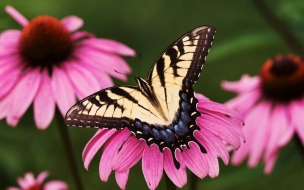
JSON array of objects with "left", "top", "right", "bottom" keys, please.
[
  {"left": 260, "top": 55, "right": 304, "bottom": 102},
  {"left": 26, "top": 183, "right": 42, "bottom": 190},
  {"left": 19, "top": 16, "right": 73, "bottom": 69}
]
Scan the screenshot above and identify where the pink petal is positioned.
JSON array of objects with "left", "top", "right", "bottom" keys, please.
[
  {"left": 182, "top": 142, "right": 208, "bottom": 178},
  {"left": 64, "top": 62, "right": 100, "bottom": 99},
  {"left": 163, "top": 149, "right": 187, "bottom": 188},
  {"left": 264, "top": 150, "right": 278, "bottom": 174},
  {"left": 0, "top": 61, "right": 21, "bottom": 99},
  {"left": 221, "top": 74, "right": 260, "bottom": 93},
  {"left": 36, "top": 171, "right": 49, "bottom": 183},
  {"left": 196, "top": 127, "right": 229, "bottom": 164},
  {"left": 198, "top": 100, "right": 243, "bottom": 122},
  {"left": 76, "top": 47, "right": 131, "bottom": 81},
  {"left": 60, "top": 16, "right": 83, "bottom": 32},
  {"left": 112, "top": 136, "right": 145, "bottom": 172},
  {"left": 80, "top": 38, "right": 136, "bottom": 56},
  {"left": 34, "top": 70, "right": 55, "bottom": 130},
  {"left": 197, "top": 114, "right": 241, "bottom": 149},
  {"left": 142, "top": 144, "right": 163, "bottom": 190},
  {"left": 265, "top": 105, "right": 290, "bottom": 160},
  {"left": 99, "top": 129, "right": 130, "bottom": 181},
  {"left": 224, "top": 88, "right": 261, "bottom": 117},
  {"left": 51, "top": 66, "right": 76, "bottom": 116},
  {"left": 82, "top": 129, "right": 116, "bottom": 170},
  {"left": 71, "top": 31, "right": 95, "bottom": 41},
  {"left": 7, "top": 69, "right": 41, "bottom": 127},
  {"left": 194, "top": 132, "right": 219, "bottom": 178},
  {"left": 6, "top": 187, "right": 20, "bottom": 190},
  {"left": 43, "top": 181, "right": 68, "bottom": 190},
  {"left": 0, "top": 29, "right": 21, "bottom": 45},
  {"left": 290, "top": 99, "right": 304, "bottom": 145},
  {"left": 0, "top": 96, "right": 9, "bottom": 119},
  {"left": 115, "top": 170, "right": 129, "bottom": 190},
  {"left": 5, "top": 6, "right": 28, "bottom": 26}
]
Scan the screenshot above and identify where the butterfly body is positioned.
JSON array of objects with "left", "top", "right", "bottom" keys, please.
[{"left": 65, "top": 26, "right": 216, "bottom": 169}]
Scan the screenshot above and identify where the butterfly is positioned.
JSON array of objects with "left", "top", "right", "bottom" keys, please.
[{"left": 65, "top": 26, "right": 216, "bottom": 169}]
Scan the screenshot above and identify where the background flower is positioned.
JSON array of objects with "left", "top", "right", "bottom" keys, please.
[
  {"left": 0, "top": 6, "right": 135, "bottom": 129},
  {"left": 6, "top": 171, "right": 68, "bottom": 190},
  {"left": 222, "top": 55, "right": 304, "bottom": 174},
  {"left": 82, "top": 93, "right": 244, "bottom": 189}
]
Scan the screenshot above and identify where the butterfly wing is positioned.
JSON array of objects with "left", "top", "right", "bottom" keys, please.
[
  {"left": 147, "top": 26, "right": 216, "bottom": 89},
  {"left": 65, "top": 85, "right": 180, "bottom": 129}
]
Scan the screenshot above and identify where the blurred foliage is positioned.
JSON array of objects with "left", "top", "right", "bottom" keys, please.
[{"left": 0, "top": 0, "right": 304, "bottom": 189}]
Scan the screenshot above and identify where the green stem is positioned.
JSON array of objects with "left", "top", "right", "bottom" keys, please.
[
  {"left": 164, "top": 173, "right": 176, "bottom": 190},
  {"left": 251, "top": 0, "right": 304, "bottom": 55},
  {"left": 56, "top": 108, "right": 84, "bottom": 190},
  {"left": 189, "top": 172, "right": 199, "bottom": 190}
]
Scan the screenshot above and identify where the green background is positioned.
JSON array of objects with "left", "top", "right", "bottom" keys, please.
[{"left": 0, "top": 0, "right": 304, "bottom": 189}]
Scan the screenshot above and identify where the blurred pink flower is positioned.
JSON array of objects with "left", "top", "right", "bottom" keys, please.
[
  {"left": 222, "top": 55, "right": 304, "bottom": 174},
  {"left": 82, "top": 93, "right": 244, "bottom": 189},
  {"left": 6, "top": 171, "right": 68, "bottom": 190},
  {"left": 0, "top": 6, "right": 135, "bottom": 129}
]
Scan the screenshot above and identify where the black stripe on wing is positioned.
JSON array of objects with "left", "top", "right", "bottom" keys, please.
[
  {"left": 64, "top": 85, "right": 139, "bottom": 129},
  {"left": 147, "top": 26, "right": 216, "bottom": 89}
]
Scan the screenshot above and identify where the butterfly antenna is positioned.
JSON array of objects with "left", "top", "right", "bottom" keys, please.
[{"left": 114, "top": 70, "right": 136, "bottom": 78}]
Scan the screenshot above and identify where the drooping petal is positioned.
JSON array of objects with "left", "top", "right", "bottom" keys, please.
[
  {"left": 112, "top": 136, "right": 145, "bottom": 172},
  {"left": 5, "top": 6, "right": 29, "bottom": 26},
  {"left": 99, "top": 129, "right": 130, "bottom": 181},
  {"left": 264, "top": 105, "right": 291, "bottom": 161},
  {"left": 163, "top": 149, "right": 187, "bottom": 188},
  {"left": 194, "top": 132, "right": 219, "bottom": 178},
  {"left": 0, "top": 96, "right": 9, "bottom": 119},
  {"left": 142, "top": 144, "right": 163, "bottom": 190},
  {"left": 0, "top": 61, "right": 21, "bottom": 99},
  {"left": 197, "top": 115, "right": 241, "bottom": 149},
  {"left": 182, "top": 142, "right": 208, "bottom": 179},
  {"left": 60, "top": 16, "right": 83, "bottom": 32},
  {"left": 43, "top": 181, "right": 68, "bottom": 190},
  {"left": 34, "top": 70, "right": 55, "bottom": 130},
  {"left": 82, "top": 129, "right": 116, "bottom": 170},
  {"left": 51, "top": 66, "right": 76, "bottom": 116},
  {"left": 290, "top": 99, "right": 304, "bottom": 145},
  {"left": 64, "top": 62, "right": 100, "bottom": 99},
  {"left": 5, "top": 187, "right": 20, "bottom": 190},
  {"left": 264, "top": 150, "right": 278, "bottom": 174},
  {"left": 80, "top": 38, "right": 136, "bottom": 56},
  {"left": 7, "top": 69, "right": 41, "bottom": 127},
  {"left": 115, "top": 170, "right": 129, "bottom": 190},
  {"left": 196, "top": 127, "right": 229, "bottom": 164}
]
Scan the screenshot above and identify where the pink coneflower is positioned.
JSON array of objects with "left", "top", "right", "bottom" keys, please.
[
  {"left": 222, "top": 54, "right": 304, "bottom": 174},
  {"left": 0, "top": 6, "right": 135, "bottom": 129},
  {"left": 82, "top": 93, "right": 244, "bottom": 189},
  {"left": 6, "top": 171, "right": 68, "bottom": 190}
]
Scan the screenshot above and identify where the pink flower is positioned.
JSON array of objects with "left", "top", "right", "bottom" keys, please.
[
  {"left": 222, "top": 55, "right": 304, "bottom": 174},
  {"left": 0, "top": 6, "right": 135, "bottom": 129},
  {"left": 82, "top": 93, "right": 244, "bottom": 189},
  {"left": 6, "top": 171, "right": 68, "bottom": 190}
]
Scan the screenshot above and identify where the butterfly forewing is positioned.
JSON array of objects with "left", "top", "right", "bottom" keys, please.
[{"left": 148, "top": 26, "right": 216, "bottom": 89}]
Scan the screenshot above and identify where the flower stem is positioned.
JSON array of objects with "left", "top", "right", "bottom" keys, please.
[
  {"left": 251, "top": 0, "right": 304, "bottom": 55},
  {"left": 189, "top": 172, "right": 199, "bottom": 190},
  {"left": 55, "top": 108, "right": 84, "bottom": 190},
  {"left": 164, "top": 173, "right": 176, "bottom": 190}
]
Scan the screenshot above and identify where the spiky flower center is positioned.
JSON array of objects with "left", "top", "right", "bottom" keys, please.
[
  {"left": 260, "top": 55, "right": 304, "bottom": 102},
  {"left": 19, "top": 16, "right": 73, "bottom": 69}
]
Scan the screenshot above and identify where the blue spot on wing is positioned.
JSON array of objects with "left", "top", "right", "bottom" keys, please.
[
  {"left": 142, "top": 123, "right": 153, "bottom": 136},
  {"left": 160, "top": 129, "right": 175, "bottom": 143}
]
